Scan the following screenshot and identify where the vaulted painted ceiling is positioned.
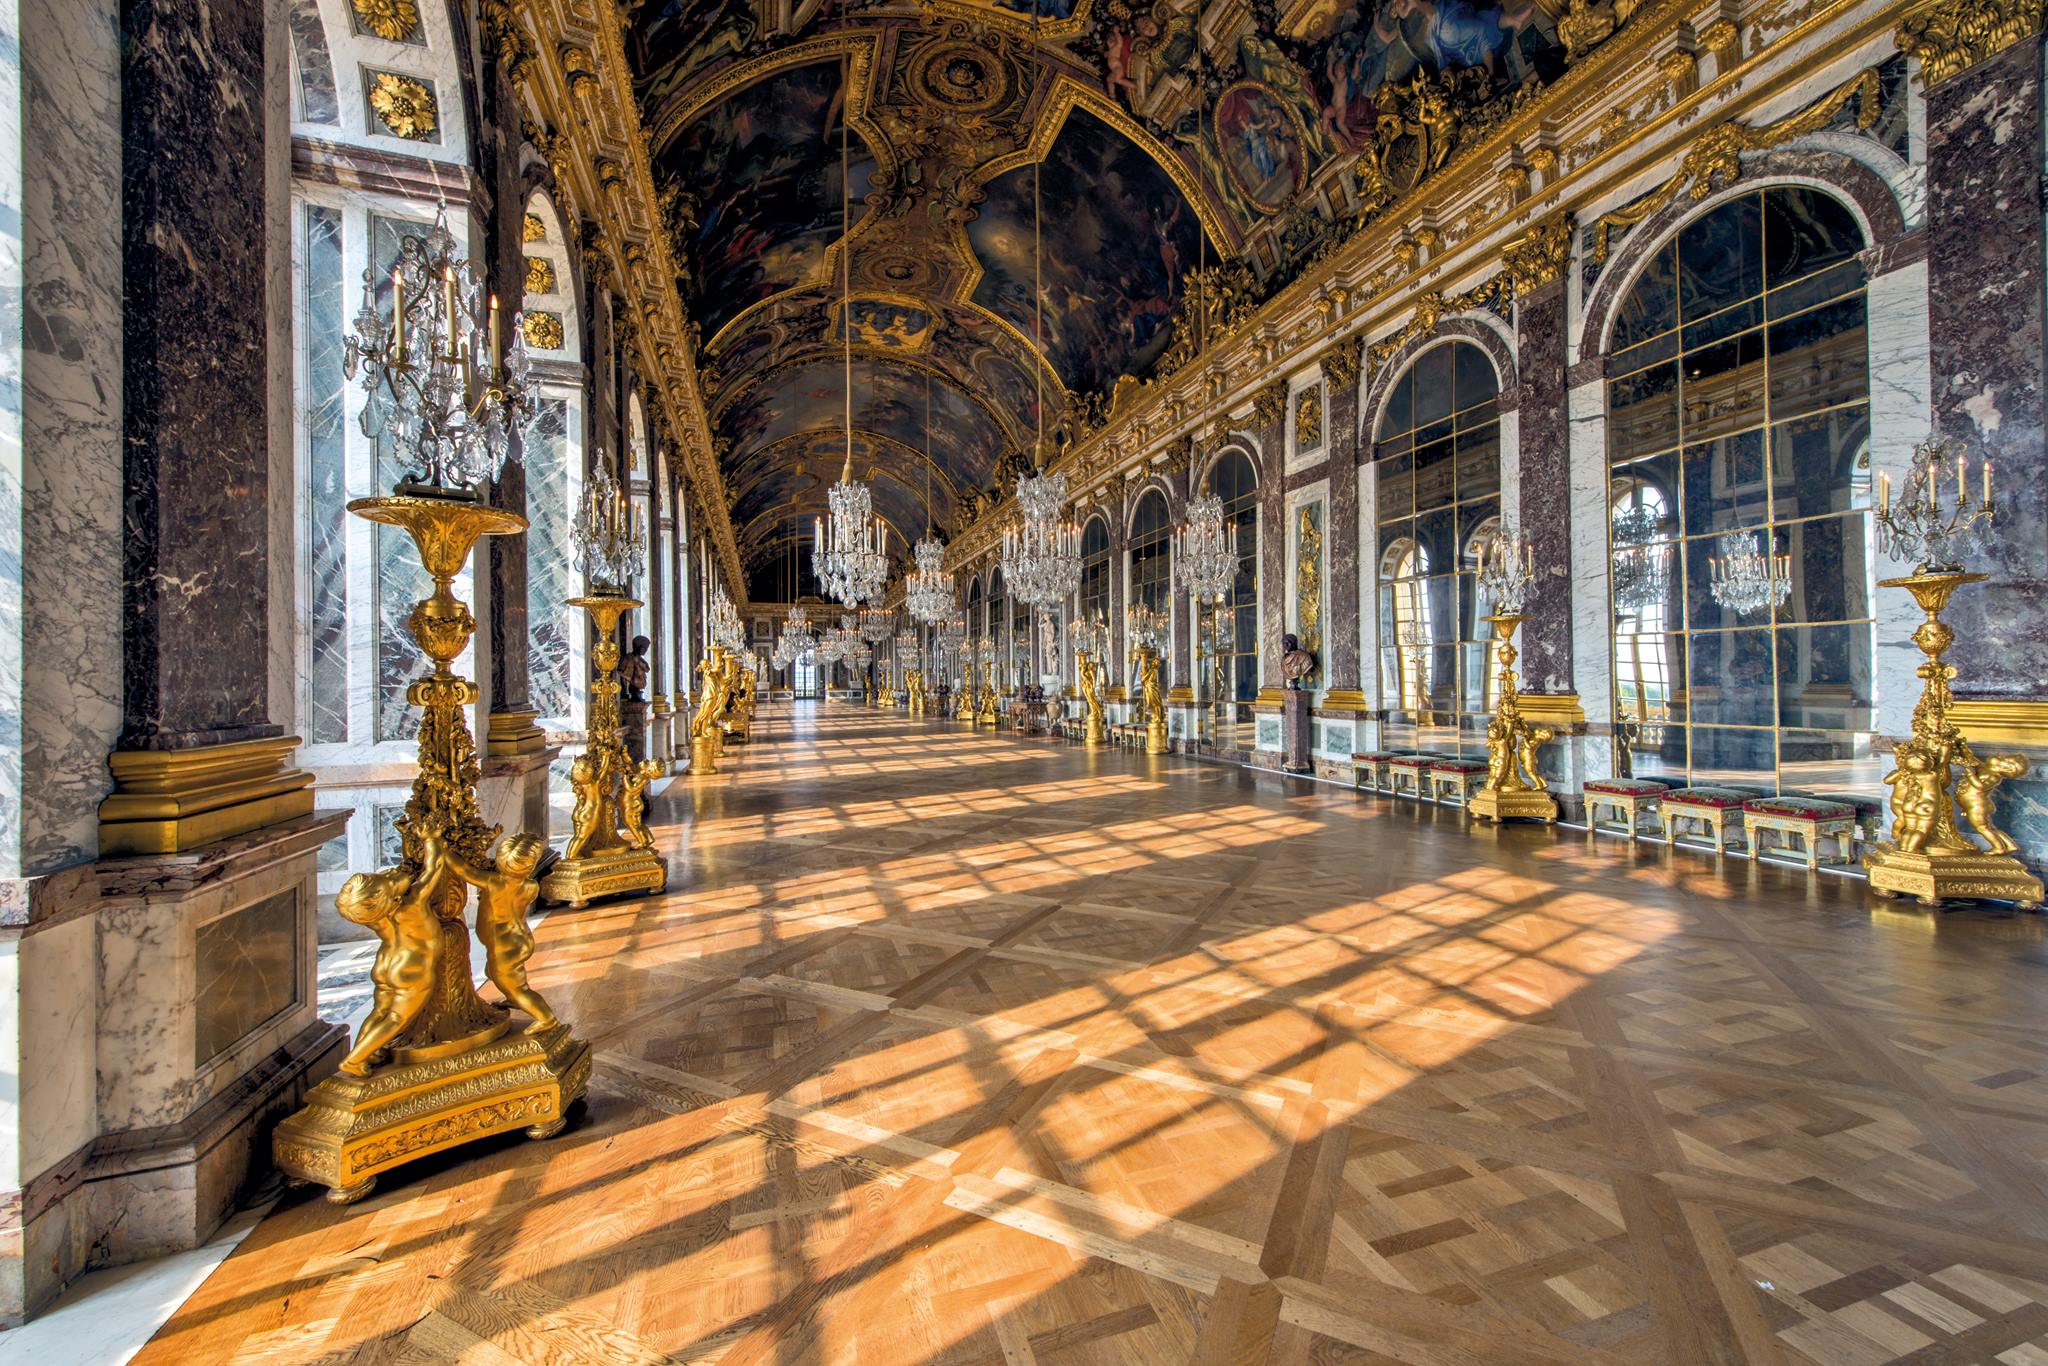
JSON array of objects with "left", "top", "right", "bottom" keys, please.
[{"left": 622, "top": 0, "right": 1572, "bottom": 577}]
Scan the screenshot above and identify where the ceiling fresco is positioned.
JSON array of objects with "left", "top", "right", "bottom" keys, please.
[{"left": 627, "top": 0, "right": 1605, "bottom": 569}]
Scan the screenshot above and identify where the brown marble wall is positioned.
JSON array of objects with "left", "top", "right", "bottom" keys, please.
[
  {"left": 1516, "top": 277, "right": 1574, "bottom": 694},
  {"left": 119, "top": 0, "right": 280, "bottom": 750},
  {"left": 1322, "top": 340, "right": 1365, "bottom": 694},
  {"left": 1925, "top": 42, "right": 2048, "bottom": 691}
]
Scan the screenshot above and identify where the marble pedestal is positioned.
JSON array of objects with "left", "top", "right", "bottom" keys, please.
[
  {"left": 1282, "top": 691, "right": 1314, "bottom": 774},
  {"left": 479, "top": 748, "right": 557, "bottom": 850},
  {"left": 1, "top": 814, "right": 348, "bottom": 1322}
]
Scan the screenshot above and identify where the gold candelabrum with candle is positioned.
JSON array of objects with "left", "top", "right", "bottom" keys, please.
[
  {"left": 540, "top": 591, "right": 667, "bottom": 909},
  {"left": 689, "top": 646, "right": 732, "bottom": 774},
  {"left": 1866, "top": 435, "right": 2041, "bottom": 909},
  {"left": 1076, "top": 650, "right": 1106, "bottom": 744},
  {"left": 976, "top": 638, "right": 998, "bottom": 727},
  {"left": 719, "top": 651, "right": 755, "bottom": 742},
  {"left": 1469, "top": 531, "right": 1558, "bottom": 823},
  {"left": 274, "top": 498, "right": 589, "bottom": 1203}
]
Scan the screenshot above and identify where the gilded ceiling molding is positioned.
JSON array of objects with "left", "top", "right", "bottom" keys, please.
[
  {"left": 1897, "top": 0, "right": 2044, "bottom": 85},
  {"left": 647, "top": 35, "right": 887, "bottom": 163}
]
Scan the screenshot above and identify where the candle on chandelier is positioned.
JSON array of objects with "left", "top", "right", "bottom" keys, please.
[
  {"left": 1984, "top": 458, "right": 1993, "bottom": 508},
  {"left": 391, "top": 269, "right": 405, "bottom": 358},
  {"left": 1879, "top": 470, "right": 1890, "bottom": 514},
  {"left": 488, "top": 293, "right": 501, "bottom": 374},
  {"left": 442, "top": 266, "right": 458, "bottom": 342}
]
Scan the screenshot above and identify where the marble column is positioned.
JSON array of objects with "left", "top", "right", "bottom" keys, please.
[
  {"left": 1515, "top": 267, "right": 1574, "bottom": 694},
  {"left": 1108, "top": 512, "right": 1128, "bottom": 701},
  {"left": 1321, "top": 338, "right": 1366, "bottom": 702},
  {"left": 1168, "top": 467, "right": 1191, "bottom": 691},
  {"left": 1923, "top": 38, "right": 2048, "bottom": 689},
  {"left": 1252, "top": 382, "right": 1288, "bottom": 690}
]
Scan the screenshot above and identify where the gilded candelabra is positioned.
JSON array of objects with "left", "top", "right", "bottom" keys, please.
[
  {"left": 719, "top": 651, "right": 756, "bottom": 742},
  {"left": 976, "top": 637, "right": 998, "bottom": 727},
  {"left": 1076, "top": 650, "right": 1106, "bottom": 745},
  {"left": 1133, "top": 643, "right": 1168, "bottom": 755},
  {"left": 540, "top": 592, "right": 668, "bottom": 909},
  {"left": 1865, "top": 436, "right": 2040, "bottom": 907},
  {"left": 689, "top": 645, "right": 732, "bottom": 774},
  {"left": 273, "top": 498, "right": 589, "bottom": 1203},
  {"left": 1469, "top": 532, "right": 1557, "bottom": 823}
]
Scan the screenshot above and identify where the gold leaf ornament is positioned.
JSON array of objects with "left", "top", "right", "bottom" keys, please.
[{"left": 369, "top": 72, "right": 438, "bottom": 141}]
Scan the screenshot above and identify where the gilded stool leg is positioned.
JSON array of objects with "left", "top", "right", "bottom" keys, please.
[{"left": 326, "top": 1176, "right": 376, "bottom": 1206}]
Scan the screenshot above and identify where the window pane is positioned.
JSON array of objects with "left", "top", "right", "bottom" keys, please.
[
  {"left": 1780, "top": 515, "right": 1871, "bottom": 624},
  {"left": 1612, "top": 242, "right": 1678, "bottom": 352},
  {"left": 1776, "top": 623, "right": 1874, "bottom": 730},
  {"left": 1608, "top": 361, "right": 1680, "bottom": 456},
  {"left": 1678, "top": 330, "right": 1767, "bottom": 442},
  {"left": 1680, "top": 431, "right": 1769, "bottom": 538},
  {"left": 1763, "top": 186, "right": 1865, "bottom": 290},
  {"left": 1766, "top": 294, "right": 1868, "bottom": 420},
  {"left": 1689, "top": 724, "right": 1777, "bottom": 791},
  {"left": 1677, "top": 195, "right": 1763, "bottom": 321},
  {"left": 1770, "top": 408, "right": 1870, "bottom": 520},
  {"left": 1687, "top": 628, "right": 1775, "bottom": 727}
]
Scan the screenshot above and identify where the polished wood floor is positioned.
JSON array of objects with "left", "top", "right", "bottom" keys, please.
[{"left": 139, "top": 705, "right": 2048, "bottom": 1364}]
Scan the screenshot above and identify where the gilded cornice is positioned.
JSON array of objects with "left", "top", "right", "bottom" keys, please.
[
  {"left": 514, "top": 0, "right": 751, "bottom": 605},
  {"left": 938, "top": 0, "right": 1907, "bottom": 572},
  {"left": 1896, "top": 0, "right": 2045, "bottom": 86}
]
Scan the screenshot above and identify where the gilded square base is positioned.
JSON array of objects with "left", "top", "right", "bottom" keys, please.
[
  {"left": 1863, "top": 846, "right": 2044, "bottom": 908},
  {"left": 272, "top": 1022, "right": 590, "bottom": 1203},
  {"left": 539, "top": 845, "right": 666, "bottom": 909},
  {"left": 1468, "top": 787, "right": 1558, "bottom": 823}
]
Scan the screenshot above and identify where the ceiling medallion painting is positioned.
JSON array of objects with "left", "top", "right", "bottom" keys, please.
[{"left": 620, "top": 0, "right": 1613, "bottom": 576}]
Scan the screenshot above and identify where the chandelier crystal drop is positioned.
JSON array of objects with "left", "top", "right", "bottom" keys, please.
[
  {"left": 906, "top": 535, "right": 956, "bottom": 623},
  {"left": 710, "top": 587, "right": 745, "bottom": 651},
  {"left": 570, "top": 463, "right": 645, "bottom": 593},
  {"left": 1173, "top": 491, "right": 1236, "bottom": 603},
  {"left": 859, "top": 605, "right": 895, "bottom": 644},
  {"left": 1708, "top": 529, "right": 1790, "bottom": 617},
  {"left": 1874, "top": 429, "right": 1997, "bottom": 573},
  {"left": 1129, "top": 602, "right": 1169, "bottom": 650},
  {"left": 343, "top": 207, "right": 536, "bottom": 496},
  {"left": 1001, "top": 469, "right": 1082, "bottom": 608},
  {"left": 1610, "top": 501, "right": 1669, "bottom": 614}
]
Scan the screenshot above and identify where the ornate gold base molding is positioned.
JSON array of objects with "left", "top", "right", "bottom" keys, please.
[
  {"left": 486, "top": 708, "right": 548, "bottom": 757},
  {"left": 98, "top": 736, "right": 314, "bottom": 856},
  {"left": 1321, "top": 689, "right": 1369, "bottom": 711},
  {"left": 1469, "top": 787, "right": 1559, "bottom": 824},
  {"left": 1166, "top": 685, "right": 1196, "bottom": 706},
  {"left": 1949, "top": 698, "right": 2048, "bottom": 747},
  {"left": 540, "top": 845, "right": 665, "bottom": 909},
  {"left": 1865, "top": 846, "right": 2043, "bottom": 908},
  {"left": 274, "top": 1021, "right": 590, "bottom": 1204},
  {"left": 1516, "top": 694, "right": 1587, "bottom": 726}
]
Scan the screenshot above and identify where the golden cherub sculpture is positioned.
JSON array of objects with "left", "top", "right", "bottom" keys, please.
[
  {"left": 444, "top": 831, "right": 558, "bottom": 1033},
  {"left": 334, "top": 846, "right": 448, "bottom": 1077}
]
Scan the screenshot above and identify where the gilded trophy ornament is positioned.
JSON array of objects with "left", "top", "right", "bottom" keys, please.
[{"left": 540, "top": 593, "right": 668, "bottom": 909}]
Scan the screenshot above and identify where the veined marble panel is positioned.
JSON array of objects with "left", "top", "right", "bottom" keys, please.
[
  {"left": 1357, "top": 462, "right": 1379, "bottom": 707},
  {"left": 1566, "top": 379, "right": 1613, "bottom": 732},
  {"left": 1865, "top": 260, "right": 1932, "bottom": 740},
  {"left": 304, "top": 204, "right": 349, "bottom": 744},
  {"left": 193, "top": 890, "right": 299, "bottom": 1067},
  {"left": 527, "top": 397, "right": 574, "bottom": 726}
]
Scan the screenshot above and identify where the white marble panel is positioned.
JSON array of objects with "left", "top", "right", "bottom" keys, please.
[
  {"left": 1566, "top": 379, "right": 1614, "bottom": 731},
  {"left": 1866, "top": 260, "right": 1933, "bottom": 739},
  {"left": 1497, "top": 408, "right": 1522, "bottom": 530},
  {"left": 1357, "top": 462, "right": 1379, "bottom": 707},
  {"left": 17, "top": 916, "right": 96, "bottom": 1183},
  {"left": 3, "top": 0, "right": 124, "bottom": 878}
]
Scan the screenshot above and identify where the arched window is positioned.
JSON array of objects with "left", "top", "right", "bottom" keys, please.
[
  {"left": 1129, "top": 487, "right": 1171, "bottom": 615},
  {"left": 1373, "top": 340, "right": 1499, "bottom": 755},
  {"left": 1201, "top": 450, "right": 1259, "bottom": 725},
  {"left": 520, "top": 190, "right": 586, "bottom": 735},
  {"left": 1079, "top": 515, "right": 1111, "bottom": 640},
  {"left": 1604, "top": 186, "right": 1874, "bottom": 794}
]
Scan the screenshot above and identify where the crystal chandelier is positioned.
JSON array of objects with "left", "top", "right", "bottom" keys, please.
[
  {"left": 710, "top": 587, "right": 745, "bottom": 650},
  {"left": 893, "top": 638, "right": 920, "bottom": 670},
  {"left": 1708, "top": 529, "right": 1790, "bottom": 617},
  {"left": 570, "top": 463, "right": 645, "bottom": 593},
  {"left": 906, "top": 535, "right": 955, "bottom": 623},
  {"left": 859, "top": 605, "right": 894, "bottom": 645},
  {"left": 1875, "top": 429, "right": 1996, "bottom": 572},
  {"left": 1611, "top": 501, "right": 1669, "bottom": 614},
  {"left": 814, "top": 453, "right": 889, "bottom": 606},
  {"left": 1476, "top": 527, "right": 1536, "bottom": 615},
  {"left": 1001, "top": 469, "right": 1082, "bottom": 608},
  {"left": 343, "top": 207, "right": 536, "bottom": 496},
  {"left": 1173, "top": 490, "right": 1236, "bottom": 603},
  {"left": 775, "top": 601, "right": 815, "bottom": 668}
]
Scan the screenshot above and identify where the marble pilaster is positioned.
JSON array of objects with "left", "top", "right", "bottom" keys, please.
[
  {"left": 1252, "top": 384, "right": 1288, "bottom": 689},
  {"left": 1515, "top": 278, "right": 1574, "bottom": 694},
  {"left": 1923, "top": 40, "right": 2048, "bottom": 690},
  {"left": 1565, "top": 375, "right": 1614, "bottom": 781},
  {"left": 1321, "top": 340, "right": 1364, "bottom": 698},
  {"left": 1867, "top": 259, "right": 1935, "bottom": 740}
]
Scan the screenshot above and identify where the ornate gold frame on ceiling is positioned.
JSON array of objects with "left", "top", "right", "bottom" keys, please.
[{"left": 645, "top": 34, "right": 890, "bottom": 168}]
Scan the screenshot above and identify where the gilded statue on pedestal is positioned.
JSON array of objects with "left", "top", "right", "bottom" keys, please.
[
  {"left": 1077, "top": 650, "right": 1106, "bottom": 744},
  {"left": 1135, "top": 644, "right": 1168, "bottom": 755},
  {"left": 690, "top": 648, "right": 731, "bottom": 773},
  {"left": 334, "top": 849, "right": 447, "bottom": 1077},
  {"left": 1468, "top": 612, "right": 1558, "bottom": 823},
  {"left": 907, "top": 667, "right": 926, "bottom": 715},
  {"left": 621, "top": 758, "right": 662, "bottom": 851},
  {"left": 446, "top": 831, "right": 557, "bottom": 1034}
]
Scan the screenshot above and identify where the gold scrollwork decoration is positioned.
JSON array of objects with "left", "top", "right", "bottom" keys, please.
[
  {"left": 1501, "top": 212, "right": 1574, "bottom": 295},
  {"left": 1591, "top": 67, "right": 1880, "bottom": 264},
  {"left": 1252, "top": 380, "right": 1289, "bottom": 431},
  {"left": 1898, "top": 0, "right": 2044, "bottom": 86},
  {"left": 368, "top": 71, "right": 438, "bottom": 141},
  {"left": 1294, "top": 388, "right": 1324, "bottom": 451},
  {"left": 1296, "top": 502, "right": 1323, "bottom": 658}
]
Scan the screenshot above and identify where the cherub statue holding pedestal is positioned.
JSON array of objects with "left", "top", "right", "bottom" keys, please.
[
  {"left": 564, "top": 752, "right": 605, "bottom": 859},
  {"left": 443, "top": 831, "right": 559, "bottom": 1033},
  {"left": 1957, "top": 751, "right": 2028, "bottom": 855},
  {"left": 621, "top": 758, "right": 662, "bottom": 851},
  {"left": 334, "top": 836, "right": 449, "bottom": 1076}
]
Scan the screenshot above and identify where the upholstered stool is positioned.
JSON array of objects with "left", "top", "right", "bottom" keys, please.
[
  {"left": 1814, "top": 792, "right": 1885, "bottom": 853},
  {"left": 1659, "top": 787, "right": 1758, "bottom": 853},
  {"left": 1387, "top": 754, "right": 1435, "bottom": 800},
  {"left": 1350, "top": 751, "right": 1399, "bottom": 793},
  {"left": 1742, "top": 796, "right": 1859, "bottom": 870},
  {"left": 1428, "top": 758, "right": 1488, "bottom": 806},
  {"left": 1583, "top": 778, "right": 1670, "bottom": 838}
]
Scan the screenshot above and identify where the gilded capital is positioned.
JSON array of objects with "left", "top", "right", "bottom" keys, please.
[
  {"left": 1320, "top": 334, "right": 1365, "bottom": 390},
  {"left": 1502, "top": 213, "right": 1575, "bottom": 295},
  {"left": 1252, "top": 380, "right": 1289, "bottom": 430},
  {"left": 1898, "top": 0, "right": 2045, "bottom": 86}
]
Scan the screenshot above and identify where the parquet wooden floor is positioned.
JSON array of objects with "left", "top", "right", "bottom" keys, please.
[{"left": 136, "top": 705, "right": 2048, "bottom": 1364}]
